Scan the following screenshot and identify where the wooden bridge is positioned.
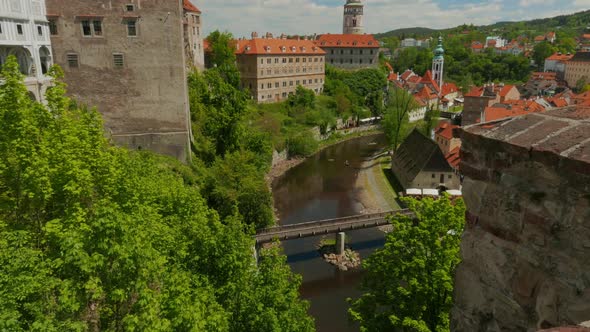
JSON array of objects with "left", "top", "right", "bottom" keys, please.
[{"left": 254, "top": 209, "right": 412, "bottom": 245}]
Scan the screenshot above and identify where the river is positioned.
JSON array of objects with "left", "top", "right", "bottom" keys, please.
[{"left": 272, "top": 134, "right": 390, "bottom": 332}]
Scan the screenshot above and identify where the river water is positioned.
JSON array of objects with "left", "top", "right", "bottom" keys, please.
[{"left": 272, "top": 134, "right": 389, "bottom": 332}]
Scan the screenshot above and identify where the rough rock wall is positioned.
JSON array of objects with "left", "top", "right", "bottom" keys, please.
[{"left": 452, "top": 111, "right": 590, "bottom": 331}]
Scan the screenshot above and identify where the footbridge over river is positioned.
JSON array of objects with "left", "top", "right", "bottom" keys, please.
[{"left": 254, "top": 209, "right": 413, "bottom": 245}]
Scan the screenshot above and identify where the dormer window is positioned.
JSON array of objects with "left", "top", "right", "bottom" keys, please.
[
  {"left": 291, "top": 46, "right": 296, "bottom": 52},
  {"left": 337, "top": 40, "right": 342, "bottom": 46},
  {"left": 352, "top": 41, "right": 357, "bottom": 46},
  {"left": 301, "top": 46, "right": 306, "bottom": 52},
  {"left": 281, "top": 46, "right": 286, "bottom": 52},
  {"left": 368, "top": 41, "right": 373, "bottom": 46},
  {"left": 245, "top": 45, "right": 251, "bottom": 52},
  {"left": 265, "top": 46, "right": 271, "bottom": 53}
]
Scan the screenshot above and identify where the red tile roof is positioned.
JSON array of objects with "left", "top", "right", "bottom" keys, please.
[
  {"left": 183, "top": 0, "right": 201, "bottom": 13},
  {"left": 534, "top": 36, "right": 545, "bottom": 42},
  {"left": 582, "top": 34, "right": 590, "bottom": 40},
  {"left": 483, "top": 100, "right": 546, "bottom": 122},
  {"left": 546, "top": 52, "right": 574, "bottom": 62},
  {"left": 464, "top": 86, "right": 484, "bottom": 97},
  {"left": 420, "top": 70, "right": 440, "bottom": 93},
  {"left": 236, "top": 38, "right": 325, "bottom": 55},
  {"left": 499, "top": 84, "right": 516, "bottom": 97},
  {"left": 407, "top": 75, "right": 421, "bottom": 84},
  {"left": 388, "top": 72, "right": 398, "bottom": 81},
  {"left": 435, "top": 122, "right": 459, "bottom": 140},
  {"left": 531, "top": 72, "right": 557, "bottom": 80},
  {"left": 315, "top": 34, "right": 380, "bottom": 48},
  {"left": 471, "top": 42, "right": 484, "bottom": 49},
  {"left": 414, "top": 85, "right": 438, "bottom": 101},
  {"left": 547, "top": 97, "right": 569, "bottom": 107},
  {"left": 441, "top": 82, "right": 459, "bottom": 96},
  {"left": 401, "top": 69, "right": 415, "bottom": 81}
]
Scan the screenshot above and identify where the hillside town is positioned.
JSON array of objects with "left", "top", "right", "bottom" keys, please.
[{"left": 0, "top": 1, "right": 589, "bottom": 332}]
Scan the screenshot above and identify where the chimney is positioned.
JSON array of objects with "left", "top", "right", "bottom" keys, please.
[
  {"left": 280, "top": 33, "right": 287, "bottom": 40},
  {"left": 251, "top": 31, "right": 258, "bottom": 39},
  {"left": 266, "top": 32, "right": 273, "bottom": 39}
]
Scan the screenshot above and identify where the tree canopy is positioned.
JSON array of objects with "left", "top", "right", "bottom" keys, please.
[
  {"left": 0, "top": 55, "right": 313, "bottom": 331},
  {"left": 349, "top": 196, "right": 466, "bottom": 332}
]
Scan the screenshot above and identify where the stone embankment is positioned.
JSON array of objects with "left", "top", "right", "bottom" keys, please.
[
  {"left": 452, "top": 107, "right": 590, "bottom": 331},
  {"left": 322, "top": 249, "right": 361, "bottom": 271}
]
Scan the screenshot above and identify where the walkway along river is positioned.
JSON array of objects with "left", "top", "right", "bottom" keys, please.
[{"left": 271, "top": 134, "right": 391, "bottom": 332}]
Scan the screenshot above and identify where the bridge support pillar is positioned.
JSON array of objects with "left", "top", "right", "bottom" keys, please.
[{"left": 335, "top": 232, "right": 346, "bottom": 255}]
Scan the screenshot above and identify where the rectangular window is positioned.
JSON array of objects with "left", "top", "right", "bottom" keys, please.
[
  {"left": 267, "top": 58, "right": 271, "bottom": 64},
  {"left": 282, "top": 58, "right": 286, "bottom": 63},
  {"left": 275, "top": 82, "right": 279, "bottom": 88},
  {"left": 289, "top": 58, "right": 293, "bottom": 63},
  {"left": 283, "top": 81, "right": 286, "bottom": 87},
  {"left": 127, "top": 20, "right": 137, "bottom": 37},
  {"left": 331, "top": 50, "right": 334, "bottom": 54},
  {"left": 302, "top": 80, "right": 306, "bottom": 85},
  {"left": 0, "top": 23, "right": 3, "bottom": 34},
  {"left": 296, "top": 80, "right": 300, "bottom": 85},
  {"left": 126, "top": 4, "right": 135, "bottom": 11},
  {"left": 67, "top": 53, "right": 79, "bottom": 68},
  {"left": 360, "top": 50, "right": 363, "bottom": 54},
  {"left": 303, "top": 58, "right": 306, "bottom": 63},
  {"left": 350, "top": 50, "right": 353, "bottom": 54},
  {"left": 16, "top": 24, "right": 23, "bottom": 35},
  {"left": 267, "top": 83, "right": 272, "bottom": 88},
  {"left": 113, "top": 53, "right": 124, "bottom": 68},
  {"left": 274, "top": 58, "right": 278, "bottom": 63},
  {"left": 296, "top": 58, "right": 300, "bottom": 63},
  {"left": 48, "top": 19, "right": 57, "bottom": 35},
  {"left": 289, "top": 81, "right": 293, "bottom": 86},
  {"left": 92, "top": 20, "right": 102, "bottom": 36},
  {"left": 81, "top": 20, "right": 91, "bottom": 36},
  {"left": 37, "top": 26, "right": 42, "bottom": 36},
  {"left": 432, "top": 174, "right": 436, "bottom": 179},
  {"left": 260, "top": 59, "right": 263, "bottom": 64}
]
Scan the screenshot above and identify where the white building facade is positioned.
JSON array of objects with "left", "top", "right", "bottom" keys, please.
[{"left": 0, "top": 0, "right": 53, "bottom": 102}]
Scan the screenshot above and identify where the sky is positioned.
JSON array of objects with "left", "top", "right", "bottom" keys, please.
[{"left": 192, "top": 0, "right": 590, "bottom": 38}]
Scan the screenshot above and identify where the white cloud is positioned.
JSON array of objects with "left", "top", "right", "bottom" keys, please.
[{"left": 195, "top": 0, "right": 587, "bottom": 37}]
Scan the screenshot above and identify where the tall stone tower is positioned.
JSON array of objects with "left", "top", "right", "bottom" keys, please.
[
  {"left": 432, "top": 36, "right": 445, "bottom": 90},
  {"left": 343, "top": 0, "right": 364, "bottom": 35}
]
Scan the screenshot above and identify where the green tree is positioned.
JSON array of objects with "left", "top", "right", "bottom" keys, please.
[
  {"left": 576, "top": 76, "right": 588, "bottom": 92},
  {"left": 532, "top": 41, "right": 557, "bottom": 70},
  {"left": 382, "top": 87, "right": 417, "bottom": 151},
  {"left": 0, "top": 56, "right": 313, "bottom": 331},
  {"left": 206, "top": 30, "right": 241, "bottom": 87},
  {"left": 287, "top": 85, "right": 316, "bottom": 110},
  {"left": 349, "top": 196, "right": 466, "bottom": 332}
]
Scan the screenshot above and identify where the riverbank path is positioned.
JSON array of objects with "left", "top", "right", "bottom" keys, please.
[{"left": 255, "top": 209, "right": 412, "bottom": 245}]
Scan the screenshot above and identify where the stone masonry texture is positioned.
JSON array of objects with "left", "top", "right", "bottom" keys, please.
[
  {"left": 46, "top": 0, "right": 191, "bottom": 161},
  {"left": 452, "top": 106, "right": 590, "bottom": 331}
]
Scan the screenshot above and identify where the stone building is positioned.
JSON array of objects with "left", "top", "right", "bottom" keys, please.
[
  {"left": 565, "top": 52, "right": 590, "bottom": 89},
  {"left": 342, "top": 0, "right": 363, "bottom": 35},
  {"left": 45, "top": 0, "right": 192, "bottom": 161},
  {"left": 0, "top": 0, "right": 53, "bottom": 103},
  {"left": 390, "top": 129, "right": 461, "bottom": 191},
  {"left": 463, "top": 84, "right": 520, "bottom": 126},
  {"left": 183, "top": 0, "right": 204, "bottom": 70},
  {"left": 544, "top": 52, "right": 573, "bottom": 80},
  {"left": 315, "top": 34, "right": 379, "bottom": 69},
  {"left": 235, "top": 34, "right": 326, "bottom": 103},
  {"left": 452, "top": 106, "right": 590, "bottom": 331}
]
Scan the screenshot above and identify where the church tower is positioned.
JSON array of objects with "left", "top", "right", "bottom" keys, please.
[
  {"left": 432, "top": 36, "right": 445, "bottom": 90},
  {"left": 343, "top": 0, "right": 364, "bottom": 35}
]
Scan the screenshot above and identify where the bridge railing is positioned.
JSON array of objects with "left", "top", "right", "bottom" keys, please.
[{"left": 256, "top": 209, "right": 412, "bottom": 236}]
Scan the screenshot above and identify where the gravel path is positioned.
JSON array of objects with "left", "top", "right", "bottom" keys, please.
[{"left": 355, "top": 152, "right": 399, "bottom": 215}]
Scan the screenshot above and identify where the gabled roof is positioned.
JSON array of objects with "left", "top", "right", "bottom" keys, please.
[
  {"left": 388, "top": 72, "right": 398, "bottom": 81},
  {"left": 498, "top": 84, "right": 516, "bottom": 97},
  {"left": 464, "top": 86, "right": 484, "bottom": 97},
  {"left": 183, "top": 0, "right": 201, "bottom": 13},
  {"left": 435, "top": 122, "right": 459, "bottom": 140},
  {"left": 236, "top": 38, "right": 325, "bottom": 55},
  {"left": 400, "top": 69, "right": 415, "bottom": 81},
  {"left": 534, "top": 36, "right": 545, "bottom": 42},
  {"left": 391, "top": 129, "right": 454, "bottom": 185},
  {"left": 315, "top": 34, "right": 380, "bottom": 48},
  {"left": 420, "top": 70, "right": 440, "bottom": 93},
  {"left": 441, "top": 82, "right": 459, "bottom": 96},
  {"left": 415, "top": 85, "right": 438, "bottom": 100}
]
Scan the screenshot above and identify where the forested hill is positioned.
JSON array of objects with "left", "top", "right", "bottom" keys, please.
[
  {"left": 376, "top": 9, "right": 590, "bottom": 39},
  {"left": 375, "top": 27, "right": 438, "bottom": 39}
]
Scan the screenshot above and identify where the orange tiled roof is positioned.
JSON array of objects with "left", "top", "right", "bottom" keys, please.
[
  {"left": 498, "top": 84, "right": 516, "bottom": 97},
  {"left": 435, "top": 122, "right": 459, "bottom": 140},
  {"left": 547, "top": 32, "right": 555, "bottom": 39},
  {"left": 531, "top": 72, "right": 557, "bottom": 80},
  {"left": 534, "top": 36, "right": 545, "bottom": 42},
  {"left": 483, "top": 100, "right": 545, "bottom": 122},
  {"left": 464, "top": 86, "right": 484, "bottom": 97},
  {"left": 546, "top": 52, "right": 574, "bottom": 62},
  {"left": 315, "top": 34, "right": 380, "bottom": 48},
  {"left": 471, "top": 42, "right": 484, "bottom": 49},
  {"left": 420, "top": 70, "right": 440, "bottom": 93},
  {"left": 236, "top": 38, "right": 325, "bottom": 55},
  {"left": 401, "top": 69, "right": 415, "bottom": 81},
  {"left": 407, "top": 75, "right": 421, "bottom": 84},
  {"left": 441, "top": 82, "right": 459, "bottom": 96},
  {"left": 547, "top": 97, "right": 568, "bottom": 107},
  {"left": 415, "top": 85, "right": 438, "bottom": 100},
  {"left": 388, "top": 72, "right": 398, "bottom": 81},
  {"left": 582, "top": 34, "right": 590, "bottom": 40},
  {"left": 183, "top": 0, "right": 201, "bottom": 13}
]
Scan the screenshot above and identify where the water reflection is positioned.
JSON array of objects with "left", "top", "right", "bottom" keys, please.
[{"left": 272, "top": 134, "right": 389, "bottom": 332}]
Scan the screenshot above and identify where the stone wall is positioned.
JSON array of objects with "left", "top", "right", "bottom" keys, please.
[
  {"left": 452, "top": 107, "right": 590, "bottom": 331},
  {"left": 46, "top": 0, "right": 191, "bottom": 162}
]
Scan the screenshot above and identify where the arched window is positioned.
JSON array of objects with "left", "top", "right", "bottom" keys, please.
[
  {"left": 9, "top": 47, "right": 33, "bottom": 76},
  {"left": 39, "top": 46, "right": 52, "bottom": 75}
]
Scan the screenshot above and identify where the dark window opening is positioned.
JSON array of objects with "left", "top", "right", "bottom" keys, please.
[{"left": 16, "top": 24, "right": 23, "bottom": 35}]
